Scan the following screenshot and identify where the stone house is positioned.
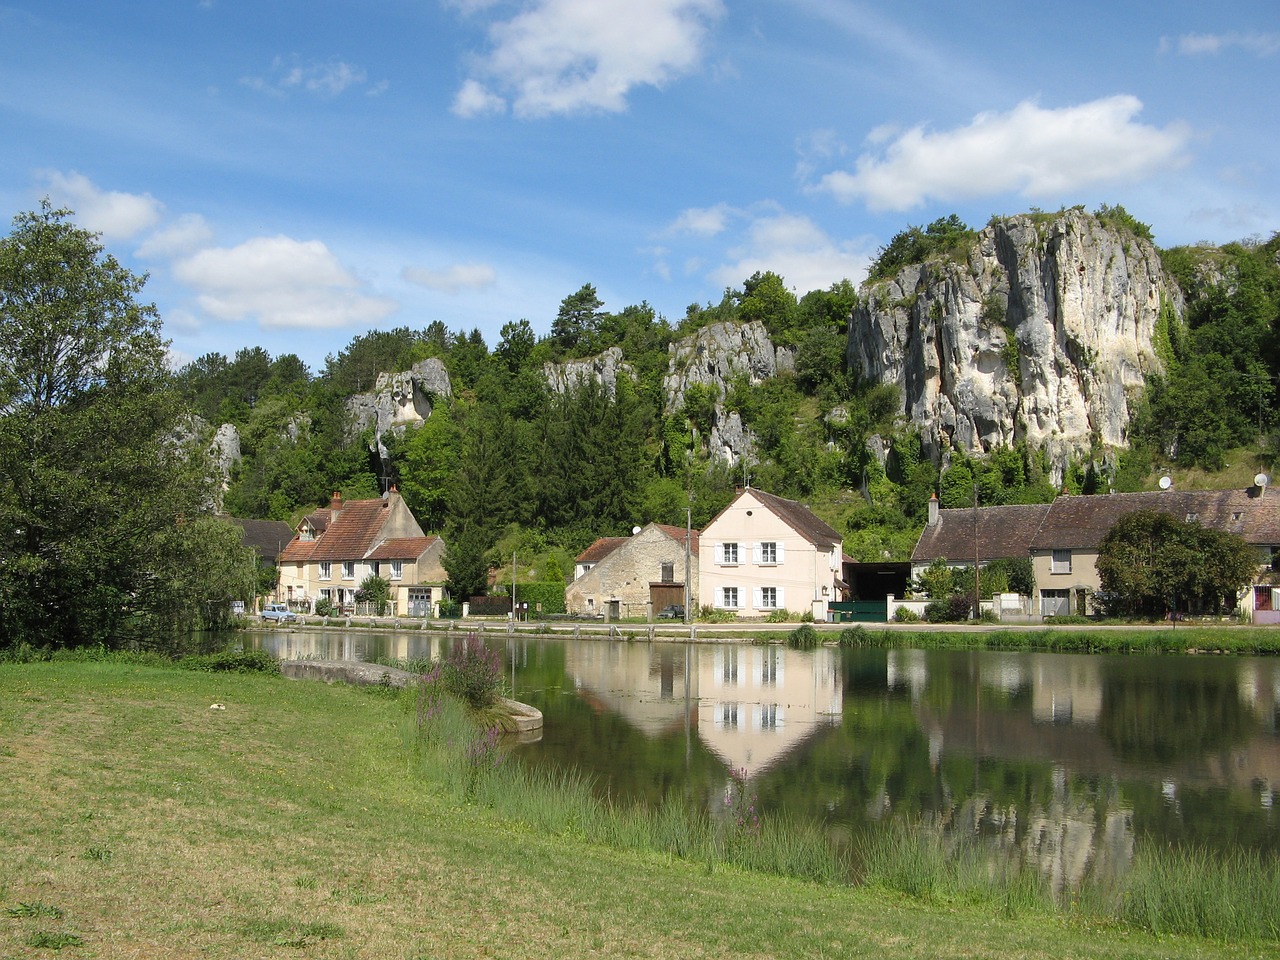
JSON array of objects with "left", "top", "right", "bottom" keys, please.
[
  {"left": 698, "top": 488, "right": 843, "bottom": 620},
  {"left": 224, "top": 515, "right": 296, "bottom": 611},
  {"left": 912, "top": 486, "right": 1280, "bottom": 620},
  {"left": 277, "top": 489, "right": 448, "bottom": 615},
  {"left": 566, "top": 523, "right": 699, "bottom": 620}
]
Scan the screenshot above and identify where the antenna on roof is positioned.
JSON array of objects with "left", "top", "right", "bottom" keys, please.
[{"left": 1158, "top": 476, "right": 1172, "bottom": 490}]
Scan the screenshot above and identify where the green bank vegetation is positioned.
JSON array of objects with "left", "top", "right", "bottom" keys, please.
[{"left": 3, "top": 657, "right": 1277, "bottom": 958}]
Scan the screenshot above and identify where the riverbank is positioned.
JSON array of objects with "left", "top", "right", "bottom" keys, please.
[
  {"left": 254, "top": 614, "right": 1280, "bottom": 656},
  {"left": 2, "top": 660, "right": 1272, "bottom": 959}
]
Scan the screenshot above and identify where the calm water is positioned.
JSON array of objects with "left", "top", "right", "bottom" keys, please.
[{"left": 250, "top": 629, "right": 1280, "bottom": 886}]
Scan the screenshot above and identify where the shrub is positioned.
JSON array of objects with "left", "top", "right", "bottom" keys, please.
[
  {"left": 893, "top": 606, "right": 920, "bottom": 623},
  {"left": 441, "top": 635, "right": 503, "bottom": 710},
  {"left": 315, "top": 597, "right": 336, "bottom": 617},
  {"left": 837, "top": 626, "right": 869, "bottom": 647},
  {"left": 764, "top": 608, "right": 792, "bottom": 623},
  {"left": 924, "top": 595, "right": 972, "bottom": 623},
  {"left": 786, "top": 624, "right": 820, "bottom": 650},
  {"left": 178, "top": 649, "right": 280, "bottom": 674}
]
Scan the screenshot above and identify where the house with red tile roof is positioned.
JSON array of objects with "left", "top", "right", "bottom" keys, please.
[
  {"left": 277, "top": 489, "right": 447, "bottom": 615},
  {"left": 699, "top": 488, "right": 843, "bottom": 620},
  {"left": 912, "top": 486, "right": 1280, "bottom": 620},
  {"left": 567, "top": 522, "right": 700, "bottom": 619}
]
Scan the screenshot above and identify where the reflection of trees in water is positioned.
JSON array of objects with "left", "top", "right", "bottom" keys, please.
[{"left": 1099, "top": 670, "right": 1253, "bottom": 762}]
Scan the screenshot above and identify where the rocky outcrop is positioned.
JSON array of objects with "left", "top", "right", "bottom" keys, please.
[
  {"left": 848, "top": 210, "right": 1174, "bottom": 480},
  {"left": 544, "top": 346, "right": 633, "bottom": 395},
  {"left": 346, "top": 358, "right": 452, "bottom": 458},
  {"left": 662, "top": 320, "right": 796, "bottom": 464}
]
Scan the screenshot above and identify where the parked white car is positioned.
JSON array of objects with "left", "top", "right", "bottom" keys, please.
[{"left": 260, "top": 602, "right": 298, "bottom": 623}]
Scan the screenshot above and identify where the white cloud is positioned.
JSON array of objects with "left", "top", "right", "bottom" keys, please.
[
  {"left": 452, "top": 78, "right": 507, "bottom": 118},
  {"left": 37, "top": 170, "right": 163, "bottom": 241},
  {"left": 709, "top": 212, "right": 873, "bottom": 293},
  {"left": 242, "top": 56, "right": 376, "bottom": 97},
  {"left": 1165, "top": 32, "right": 1280, "bottom": 57},
  {"left": 668, "top": 203, "right": 733, "bottom": 237},
  {"left": 173, "top": 235, "right": 397, "bottom": 330},
  {"left": 454, "top": 0, "right": 725, "bottom": 118},
  {"left": 135, "top": 213, "right": 215, "bottom": 259},
  {"left": 402, "top": 261, "right": 498, "bottom": 293},
  {"left": 816, "top": 96, "right": 1192, "bottom": 212}
]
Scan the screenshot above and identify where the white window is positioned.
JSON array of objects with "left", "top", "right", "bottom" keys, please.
[
  {"left": 760, "top": 541, "right": 777, "bottom": 564},
  {"left": 342, "top": 561, "right": 356, "bottom": 580},
  {"left": 755, "top": 703, "right": 782, "bottom": 731},
  {"left": 1050, "top": 549, "right": 1071, "bottom": 574},
  {"left": 716, "top": 702, "right": 740, "bottom": 729},
  {"left": 720, "top": 542, "right": 739, "bottom": 565},
  {"left": 760, "top": 586, "right": 777, "bottom": 608},
  {"left": 390, "top": 560, "right": 403, "bottom": 580},
  {"left": 319, "top": 561, "right": 332, "bottom": 581},
  {"left": 720, "top": 586, "right": 739, "bottom": 609}
]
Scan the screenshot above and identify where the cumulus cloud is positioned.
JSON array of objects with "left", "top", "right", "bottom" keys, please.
[
  {"left": 242, "top": 56, "right": 377, "bottom": 97},
  {"left": 402, "top": 261, "right": 498, "bottom": 293},
  {"left": 1162, "top": 32, "right": 1280, "bottom": 57},
  {"left": 135, "top": 213, "right": 215, "bottom": 259},
  {"left": 173, "top": 236, "right": 397, "bottom": 330},
  {"left": 709, "top": 212, "right": 873, "bottom": 293},
  {"left": 37, "top": 170, "right": 163, "bottom": 241},
  {"left": 452, "top": 0, "right": 725, "bottom": 118},
  {"left": 816, "top": 96, "right": 1192, "bottom": 212}
]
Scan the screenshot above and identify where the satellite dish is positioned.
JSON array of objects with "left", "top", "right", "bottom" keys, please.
[
  {"left": 1255, "top": 473, "right": 1270, "bottom": 488},
  {"left": 631, "top": 525, "right": 642, "bottom": 535},
  {"left": 1158, "top": 476, "right": 1172, "bottom": 490}
]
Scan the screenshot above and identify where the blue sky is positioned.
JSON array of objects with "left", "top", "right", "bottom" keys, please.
[{"left": 2, "top": 1, "right": 1276, "bottom": 372}]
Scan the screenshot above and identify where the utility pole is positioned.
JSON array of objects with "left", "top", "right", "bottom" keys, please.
[
  {"left": 684, "top": 506, "right": 692, "bottom": 624},
  {"left": 973, "top": 483, "right": 981, "bottom": 621}
]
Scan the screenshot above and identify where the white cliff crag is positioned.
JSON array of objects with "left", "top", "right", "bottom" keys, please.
[
  {"left": 544, "top": 346, "right": 634, "bottom": 396},
  {"left": 346, "top": 357, "right": 452, "bottom": 459},
  {"left": 847, "top": 210, "right": 1175, "bottom": 479},
  {"left": 663, "top": 320, "right": 795, "bottom": 464}
]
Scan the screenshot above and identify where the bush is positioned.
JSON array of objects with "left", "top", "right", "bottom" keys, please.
[
  {"left": 441, "top": 635, "right": 503, "bottom": 710},
  {"left": 786, "top": 624, "right": 820, "bottom": 650},
  {"left": 178, "top": 649, "right": 280, "bottom": 674},
  {"left": 893, "top": 606, "right": 920, "bottom": 623},
  {"left": 315, "top": 597, "right": 336, "bottom": 617},
  {"left": 924, "top": 595, "right": 972, "bottom": 623},
  {"left": 837, "top": 626, "right": 869, "bottom": 647},
  {"left": 764, "top": 609, "right": 792, "bottom": 623}
]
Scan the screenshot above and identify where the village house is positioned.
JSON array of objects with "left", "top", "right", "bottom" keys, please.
[
  {"left": 224, "top": 515, "right": 295, "bottom": 612},
  {"left": 277, "top": 489, "right": 448, "bottom": 616},
  {"left": 567, "top": 523, "right": 699, "bottom": 620},
  {"left": 698, "top": 488, "right": 844, "bottom": 620},
  {"left": 912, "top": 486, "right": 1280, "bottom": 621}
]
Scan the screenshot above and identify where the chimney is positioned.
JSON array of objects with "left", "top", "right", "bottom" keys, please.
[
  {"left": 927, "top": 493, "right": 939, "bottom": 526},
  {"left": 330, "top": 491, "right": 343, "bottom": 517}
]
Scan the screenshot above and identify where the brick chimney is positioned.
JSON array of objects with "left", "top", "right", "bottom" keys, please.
[{"left": 330, "top": 491, "right": 343, "bottom": 517}]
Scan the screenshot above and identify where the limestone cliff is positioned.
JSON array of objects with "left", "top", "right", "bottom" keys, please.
[
  {"left": 346, "top": 357, "right": 452, "bottom": 459},
  {"left": 848, "top": 209, "right": 1175, "bottom": 474},
  {"left": 544, "top": 346, "right": 633, "bottom": 396}
]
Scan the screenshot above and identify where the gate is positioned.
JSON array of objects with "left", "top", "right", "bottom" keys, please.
[{"left": 828, "top": 600, "right": 888, "bottom": 623}]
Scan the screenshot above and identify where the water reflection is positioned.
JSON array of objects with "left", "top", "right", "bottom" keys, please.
[{"left": 248, "top": 630, "right": 1280, "bottom": 885}]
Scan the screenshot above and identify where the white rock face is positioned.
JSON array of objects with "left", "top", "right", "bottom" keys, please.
[
  {"left": 346, "top": 357, "right": 452, "bottom": 457},
  {"left": 847, "top": 210, "right": 1175, "bottom": 477},
  {"left": 544, "top": 346, "right": 633, "bottom": 396}
]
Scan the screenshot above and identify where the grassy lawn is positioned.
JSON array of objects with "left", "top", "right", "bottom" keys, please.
[{"left": 1, "top": 660, "right": 1274, "bottom": 959}]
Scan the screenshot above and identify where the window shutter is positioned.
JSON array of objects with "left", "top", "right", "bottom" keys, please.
[
  {"left": 776, "top": 542, "right": 785, "bottom": 563},
  {"left": 752, "top": 587, "right": 762, "bottom": 608},
  {"left": 714, "top": 542, "right": 723, "bottom": 564},
  {"left": 776, "top": 587, "right": 785, "bottom": 609},
  {"left": 752, "top": 542, "right": 762, "bottom": 563}
]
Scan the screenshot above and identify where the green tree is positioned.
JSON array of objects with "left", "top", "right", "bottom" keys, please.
[
  {"left": 552, "top": 283, "right": 605, "bottom": 354},
  {"left": 0, "top": 203, "right": 256, "bottom": 649},
  {"left": 1096, "top": 510, "right": 1256, "bottom": 617}
]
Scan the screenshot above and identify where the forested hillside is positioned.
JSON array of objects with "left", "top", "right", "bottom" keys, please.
[{"left": 176, "top": 207, "right": 1280, "bottom": 598}]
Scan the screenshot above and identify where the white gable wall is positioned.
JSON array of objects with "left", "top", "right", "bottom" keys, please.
[{"left": 698, "top": 490, "right": 839, "bottom": 619}]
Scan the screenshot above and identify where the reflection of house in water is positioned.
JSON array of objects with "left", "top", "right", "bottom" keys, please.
[
  {"left": 563, "top": 640, "right": 697, "bottom": 737},
  {"left": 697, "top": 647, "right": 842, "bottom": 778}
]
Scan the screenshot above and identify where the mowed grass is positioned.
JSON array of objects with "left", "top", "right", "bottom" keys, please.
[{"left": 0, "top": 662, "right": 1270, "bottom": 960}]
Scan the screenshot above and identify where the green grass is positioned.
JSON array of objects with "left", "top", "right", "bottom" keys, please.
[{"left": 1, "top": 659, "right": 1273, "bottom": 959}]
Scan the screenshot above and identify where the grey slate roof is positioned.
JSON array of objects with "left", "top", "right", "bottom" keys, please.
[
  {"left": 912, "top": 503, "right": 1052, "bottom": 564},
  {"left": 225, "top": 517, "right": 296, "bottom": 563}
]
